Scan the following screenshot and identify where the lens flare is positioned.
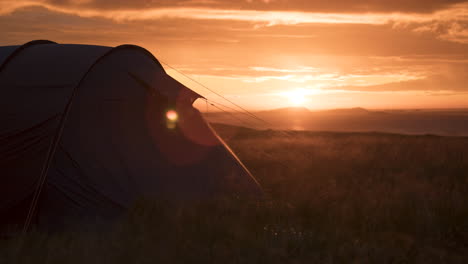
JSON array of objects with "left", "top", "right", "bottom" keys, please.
[{"left": 166, "top": 110, "right": 178, "bottom": 121}]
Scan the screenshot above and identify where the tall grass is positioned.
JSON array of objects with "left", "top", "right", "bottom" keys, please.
[{"left": 1, "top": 125, "right": 468, "bottom": 263}]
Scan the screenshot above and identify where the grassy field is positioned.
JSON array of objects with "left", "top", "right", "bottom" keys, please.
[{"left": 2, "top": 124, "right": 468, "bottom": 263}]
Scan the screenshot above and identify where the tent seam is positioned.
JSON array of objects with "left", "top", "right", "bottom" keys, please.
[
  {"left": 0, "top": 40, "right": 57, "bottom": 76},
  {"left": 22, "top": 43, "right": 166, "bottom": 232}
]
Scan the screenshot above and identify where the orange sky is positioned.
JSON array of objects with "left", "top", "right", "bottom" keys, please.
[{"left": 1, "top": 0, "right": 467, "bottom": 110}]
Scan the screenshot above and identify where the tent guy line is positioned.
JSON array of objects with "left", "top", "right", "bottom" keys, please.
[
  {"left": 206, "top": 100, "right": 262, "bottom": 129},
  {"left": 157, "top": 59, "right": 299, "bottom": 138},
  {"left": 158, "top": 59, "right": 269, "bottom": 125}
]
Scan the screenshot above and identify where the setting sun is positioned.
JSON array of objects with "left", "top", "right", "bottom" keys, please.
[{"left": 283, "top": 89, "right": 307, "bottom": 106}]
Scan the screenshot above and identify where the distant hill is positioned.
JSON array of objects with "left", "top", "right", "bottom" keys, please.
[
  {"left": 204, "top": 107, "right": 468, "bottom": 136},
  {"left": 317, "top": 107, "right": 371, "bottom": 114},
  {"left": 254, "top": 107, "right": 389, "bottom": 115}
]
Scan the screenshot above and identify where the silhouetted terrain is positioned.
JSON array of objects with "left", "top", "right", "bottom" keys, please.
[
  {"left": 205, "top": 108, "right": 468, "bottom": 136},
  {"left": 1, "top": 125, "right": 468, "bottom": 263}
]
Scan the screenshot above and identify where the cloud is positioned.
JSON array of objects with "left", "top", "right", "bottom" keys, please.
[
  {"left": 0, "top": 4, "right": 392, "bottom": 25},
  {"left": 239, "top": 72, "right": 425, "bottom": 85},
  {"left": 327, "top": 67, "right": 468, "bottom": 92},
  {"left": 412, "top": 20, "right": 468, "bottom": 44},
  {"left": 168, "top": 63, "right": 431, "bottom": 89},
  {"left": 249, "top": 66, "right": 320, "bottom": 73},
  {"left": 1, "top": 1, "right": 467, "bottom": 23},
  {"left": 34, "top": 0, "right": 468, "bottom": 13},
  {"left": 0, "top": 0, "right": 468, "bottom": 44},
  {"left": 170, "top": 60, "right": 468, "bottom": 94},
  {"left": 2, "top": 1, "right": 467, "bottom": 47},
  {"left": 0, "top": 0, "right": 468, "bottom": 48}
]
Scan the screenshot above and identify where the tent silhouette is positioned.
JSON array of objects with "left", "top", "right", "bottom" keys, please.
[{"left": 0, "top": 40, "right": 262, "bottom": 230}]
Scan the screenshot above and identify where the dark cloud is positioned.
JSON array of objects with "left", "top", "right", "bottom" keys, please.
[
  {"left": 46, "top": 0, "right": 467, "bottom": 13},
  {"left": 2, "top": 6, "right": 467, "bottom": 57},
  {"left": 235, "top": 23, "right": 468, "bottom": 57}
]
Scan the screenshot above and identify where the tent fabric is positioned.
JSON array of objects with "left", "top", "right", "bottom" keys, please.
[{"left": 0, "top": 41, "right": 261, "bottom": 230}]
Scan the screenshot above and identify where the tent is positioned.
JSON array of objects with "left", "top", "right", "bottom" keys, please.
[{"left": 0, "top": 40, "right": 262, "bottom": 230}]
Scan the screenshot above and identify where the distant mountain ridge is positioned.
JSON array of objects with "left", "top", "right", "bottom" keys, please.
[
  {"left": 318, "top": 107, "right": 372, "bottom": 114},
  {"left": 204, "top": 107, "right": 468, "bottom": 136},
  {"left": 256, "top": 106, "right": 379, "bottom": 114}
]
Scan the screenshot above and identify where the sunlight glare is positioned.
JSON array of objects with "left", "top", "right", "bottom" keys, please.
[{"left": 285, "top": 89, "right": 307, "bottom": 106}]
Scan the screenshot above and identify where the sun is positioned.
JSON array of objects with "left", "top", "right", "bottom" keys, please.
[{"left": 285, "top": 89, "right": 307, "bottom": 106}]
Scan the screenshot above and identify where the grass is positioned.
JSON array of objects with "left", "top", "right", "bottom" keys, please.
[{"left": 2, "top": 124, "right": 468, "bottom": 263}]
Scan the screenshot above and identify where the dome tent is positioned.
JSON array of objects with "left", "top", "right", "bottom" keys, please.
[{"left": 0, "top": 40, "right": 261, "bottom": 230}]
